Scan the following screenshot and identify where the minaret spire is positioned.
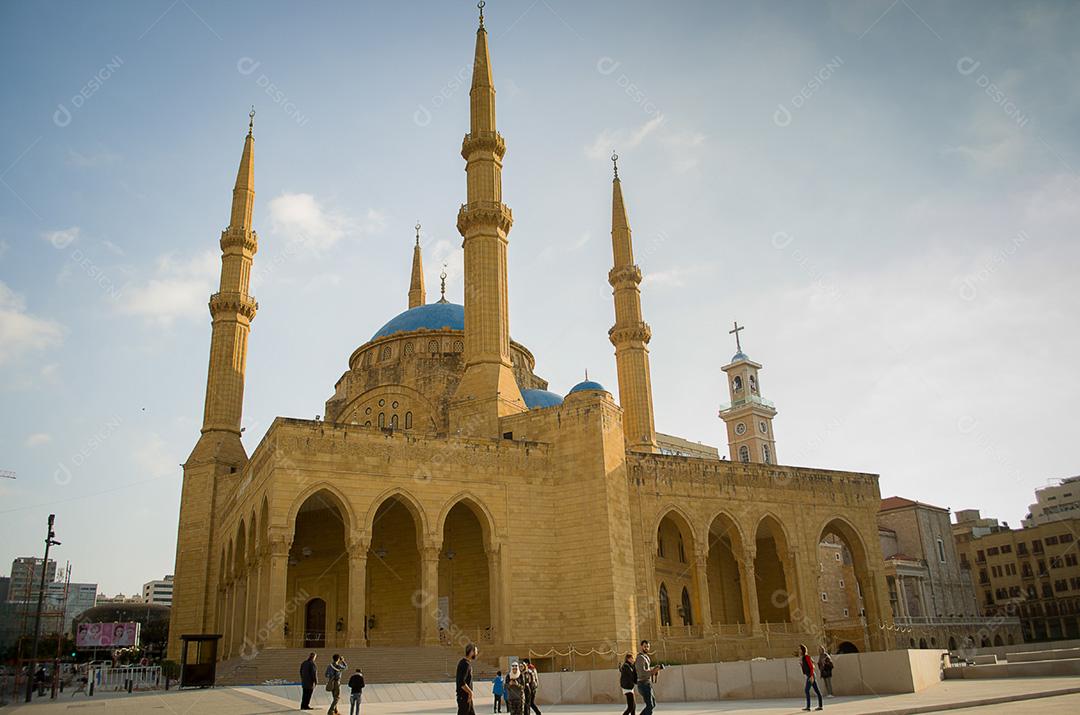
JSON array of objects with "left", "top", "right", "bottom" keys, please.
[
  {"left": 202, "top": 113, "right": 259, "bottom": 435},
  {"left": 608, "top": 155, "right": 658, "bottom": 452},
  {"left": 450, "top": 2, "right": 526, "bottom": 437},
  {"left": 408, "top": 222, "right": 426, "bottom": 308}
]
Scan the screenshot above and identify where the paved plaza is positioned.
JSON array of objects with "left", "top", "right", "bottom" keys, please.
[{"left": 4, "top": 676, "right": 1080, "bottom": 714}]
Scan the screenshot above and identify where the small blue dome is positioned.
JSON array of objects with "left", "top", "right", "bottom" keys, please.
[
  {"left": 521, "top": 389, "right": 563, "bottom": 410},
  {"left": 568, "top": 379, "right": 606, "bottom": 395},
  {"left": 372, "top": 303, "right": 464, "bottom": 340},
  {"left": 731, "top": 350, "right": 749, "bottom": 362}
]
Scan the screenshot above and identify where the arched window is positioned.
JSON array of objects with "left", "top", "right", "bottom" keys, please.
[
  {"left": 428, "top": 339, "right": 440, "bottom": 353},
  {"left": 390, "top": 414, "right": 399, "bottom": 429},
  {"left": 739, "top": 445, "right": 750, "bottom": 463},
  {"left": 677, "top": 535, "right": 686, "bottom": 563},
  {"left": 658, "top": 583, "right": 671, "bottom": 627},
  {"left": 404, "top": 411, "right": 413, "bottom": 429},
  {"left": 749, "top": 374, "right": 758, "bottom": 393},
  {"left": 762, "top": 445, "right": 772, "bottom": 464},
  {"left": 732, "top": 376, "right": 743, "bottom": 392},
  {"left": 381, "top": 346, "right": 392, "bottom": 361},
  {"left": 403, "top": 342, "right": 414, "bottom": 356},
  {"left": 378, "top": 413, "right": 385, "bottom": 428},
  {"left": 680, "top": 587, "right": 693, "bottom": 626}
]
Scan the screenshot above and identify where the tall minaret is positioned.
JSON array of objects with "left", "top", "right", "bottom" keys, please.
[
  {"left": 409, "top": 222, "right": 426, "bottom": 308},
  {"left": 202, "top": 110, "right": 259, "bottom": 435},
  {"left": 607, "top": 154, "right": 658, "bottom": 453},
  {"left": 449, "top": 2, "right": 526, "bottom": 437},
  {"left": 169, "top": 111, "right": 259, "bottom": 660}
]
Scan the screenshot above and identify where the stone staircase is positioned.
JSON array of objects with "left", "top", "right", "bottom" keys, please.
[{"left": 216, "top": 646, "right": 498, "bottom": 686}]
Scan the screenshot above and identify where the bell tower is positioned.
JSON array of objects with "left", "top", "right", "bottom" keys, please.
[{"left": 718, "top": 322, "right": 778, "bottom": 464}]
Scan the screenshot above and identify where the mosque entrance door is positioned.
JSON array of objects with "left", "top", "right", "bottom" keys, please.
[{"left": 304, "top": 598, "right": 326, "bottom": 648}]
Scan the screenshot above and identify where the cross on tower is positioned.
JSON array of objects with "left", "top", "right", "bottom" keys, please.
[{"left": 729, "top": 321, "right": 745, "bottom": 353}]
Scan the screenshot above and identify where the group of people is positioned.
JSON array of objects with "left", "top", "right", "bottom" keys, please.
[
  {"left": 490, "top": 659, "right": 542, "bottom": 715},
  {"left": 298, "top": 652, "right": 365, "bottom": 715},
  {"left": 306, "top": 638, "right": 837, "bottom": 714}
]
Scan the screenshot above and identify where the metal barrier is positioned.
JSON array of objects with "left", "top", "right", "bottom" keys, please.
[{"left": 90, "top": 665, "right": 162, "bottom": 691}]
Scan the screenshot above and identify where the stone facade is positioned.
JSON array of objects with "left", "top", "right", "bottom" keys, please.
[
  {"left": 877, "top": 498, "right": 1021, "bottom": 650},
  {"left": 167, "top": 8, "right": 896, "bottom": 668}
]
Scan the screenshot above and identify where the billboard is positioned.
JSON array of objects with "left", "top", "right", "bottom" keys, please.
[{"left": 76, "top": 621, "right": 140, "bottom": 648}]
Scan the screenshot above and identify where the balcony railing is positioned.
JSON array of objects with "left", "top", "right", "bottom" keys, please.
[
  {"left": 718, "top": 394, "right": 775, "bottom": 413},
  {"left": 894, "top": 615, "right": 1021, "bottom": 627}
]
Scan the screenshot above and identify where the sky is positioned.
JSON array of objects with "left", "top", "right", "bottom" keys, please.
[{"left": 0, "top": 0, "right": 1077, "bottom": 596}]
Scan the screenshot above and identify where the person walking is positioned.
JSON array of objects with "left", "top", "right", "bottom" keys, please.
[
  {"left": 619, "top": 652, "right": 637, "bottom": 715},
  {"left": 523, "top": 661, "right": 541, "bottom": 715},
  {"left": 346, "top": 668, "right": 365, "bottom": 715},
  {"left": 817, "top": 646, "right": 834, "bottom": 698},
  {"left": 504, "top": 662, "right": 525, "bottom": 715},
  {"left": 492, "top": 670, "right": 504, "bottom": 713},
  {"left": 325, "top": 654, "right": 348, "bottom": 715},
  {"left": 299, "top": 653, "right": 318, "bottom": 710},
  {"left": 456, "top": 643, "right": 478, "bottom": 715},
  {"left": 634, "top": 640, "right": 661, "bottom": 715},
  {"left": 799, "top": 644, "right": 823, "bottom": 711}
]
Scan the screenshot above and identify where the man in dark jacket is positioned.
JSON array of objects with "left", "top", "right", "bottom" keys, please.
[
  {"left": 299, "top": 652, "right": 318, "bottom": 710},
  {"left": 456, "top": 643, "right": 478, "bottom": 715}
]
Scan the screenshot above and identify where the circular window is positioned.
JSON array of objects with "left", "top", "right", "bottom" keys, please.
[
  {"left": 378, "top": 399, "right": 385, "bottom": 407},
  {"left": 365, "top": 407, "right": 372, "bottom": 415},
  {"left": 759, "top": 421, "right": 768, "bottom": 434},
  {"left": 392, "top": 401, "right": 399, "bottom": 409},
  {"left": 735, "top": 422, "right": 747, "bottom": 435}
]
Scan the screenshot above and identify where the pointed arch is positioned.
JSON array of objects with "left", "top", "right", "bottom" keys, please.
[
  {"left": 287, "top": 481, "right": 356, "bottom": 535},
  {"left": 817, "top": 514, "right": 885, "bottom": 645},
  {"left": 365, "top": 487, "right": 429, "bottom": 544},
  {"left": 654, "top": 504, "right": 702, "bottom": 546},
  {"left": 248, "top": 510, "right": 258, "bottom": 560},
  {"left": 754, "top": 512, "right": 793, "bottom": 553},
  {"left": 658, "top": 582, "right": 672, "bottom": 627},
  {"left": 436, "top": 491, "right": 497, "bottom": 550},
  {"left": 234, "top": 519, "right": 248, "bottom": 576},
  {"left": 259, "top": 495, "right": 270, "bottom": 549},
  {"left": 707, "top": 510, "right": 747, "bottom": 553}
]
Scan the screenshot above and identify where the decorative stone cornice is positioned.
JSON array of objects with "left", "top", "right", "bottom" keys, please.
[
  {"left": 608, "top": 264, "right": 642, "bottom": 288},
  {"left": 209, "top": 291, "right": 258, "bottom": 321},
  {"left": 220, "top": 227, "right": 258, "bottom": 254},
  {"left": 460, "top": 131, "right": 506, "bottom": 160},
  {"left": 456, "top": 201, "right": 513, "bottom": 236},
  {"left": 608, "top": 321, "right": 652, "bottom": 346}
]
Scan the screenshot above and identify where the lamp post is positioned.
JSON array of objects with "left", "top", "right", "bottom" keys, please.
[{"left": 25, "top": 514, "right": 61, "bottom": 702}]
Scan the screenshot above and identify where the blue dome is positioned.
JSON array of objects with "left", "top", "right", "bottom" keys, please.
[
  {"left": 568, "top": 379, "right": 606, "bottom": 395},
  {"left": 521, "top": 389, "right": 563, "bottom": 410},
  {"left": 731, "top": 350, "right": 749, "bottom": 362},
  {"left": 372, "top": 303, "right": 465, "bottom": 340}
]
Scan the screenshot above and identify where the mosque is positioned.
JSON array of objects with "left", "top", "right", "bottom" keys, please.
[{"left": 167, "top": 5, "right": 893, "bottom": 675}]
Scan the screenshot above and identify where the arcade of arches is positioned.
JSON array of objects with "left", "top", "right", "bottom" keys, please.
[
  {"left": 215, "top": 490, "right": 498, "bottom": 655},
  {"left": 650, "top": 510, "right": 888, "bottom": 650}
]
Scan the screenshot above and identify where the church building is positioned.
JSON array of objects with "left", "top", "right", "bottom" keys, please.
[{"left": 168, "top": 5, "right": 894, "bottom": 676}]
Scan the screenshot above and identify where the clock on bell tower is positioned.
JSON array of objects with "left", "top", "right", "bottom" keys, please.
[{"left": 718, "top": 321, "right": 778, "bottom": 464}]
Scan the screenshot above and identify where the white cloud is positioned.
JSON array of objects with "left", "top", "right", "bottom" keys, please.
[
  {"left": 267, "top": 193, "right": 385, "bottom": 250},
  {"left": 0, "top": 281, "right": 64, "bottom": 366},
  {"left": 41, "top": 226, "right": 80, "bottom": 250},
  {"left": 67, "top": 146, "right": 121, "bottom": 167},
  {"left": 25, "top": 433, "right": 52, "bottom": 448},
  {"left": 585, "top": 115, "right": 665, "bottom": 160},
  {"left": 131, "top": 432, "right": 178, "bottom": 478},
  {"left": 101, "top": 240, "right": 125, "bottom": 256},
  {"left": 116, "top": 250, "right": 218, "bottom": 325}
]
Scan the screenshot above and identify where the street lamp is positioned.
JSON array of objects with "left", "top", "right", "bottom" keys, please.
[{"left": 25, "top": 514, "right": 60, "bottom": 702}]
